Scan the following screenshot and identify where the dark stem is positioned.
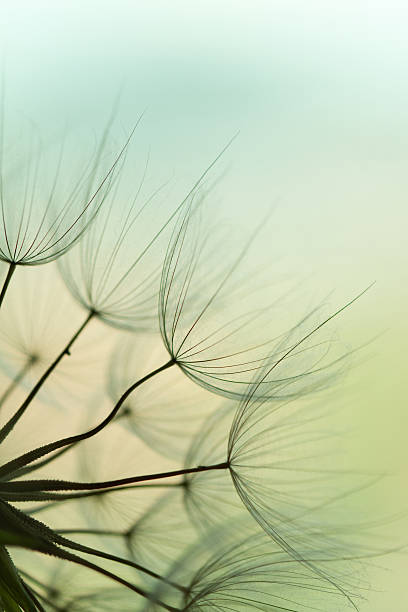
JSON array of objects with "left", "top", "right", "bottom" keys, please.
[
  {"left": 0, "top": 358, "right": 176, "bottom": 478},
  {"left": 6, "top": 482, "right": 182, "bottom": 503},
  {"left": 0, "top": 309, "right": 95, "bottom": 444},
  {"left": 18, "top": 583, "right": 59, "bottom": 612},
  {"left": 1, "top": 462, "right": 230, "bottom": 493},
  {"left": 20, "top": 580, "right": 46, "bottom": 612},
  {"left": 56, "top": 532, "right": 187, "bottom": 593},
  {"left": 0, "top": 261, "right": 16, "bottom": 308},
  {"left": 7, "top": 445, "right": 74, "bottom": 480},
  {"left": 44, "top": 544, "right": 178, "bottom": 611},
  {"left": 2, "top": 499, "right": 182, "bottom": 609}
]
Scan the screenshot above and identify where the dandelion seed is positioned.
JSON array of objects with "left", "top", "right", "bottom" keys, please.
[
  {"left": 158, "top": 195, "right": 352, "bottom": 401},
  {"left": 58, "top": 135, "right": 235, "bottom": 334},
  {"left": 0, "top": 113, "right": 388, "bottom": 612},
  {"left": 0, "top": 111, "right": 134, "bottom": 307},
  {"left": 57, "top": 149, "right": 168, "bottom": 332},
  {"left": 143, "top": 518, "right": 369, "bottom": 611},
  {"left": 166, "top": 359, "right": 380, "bottom": 593}
]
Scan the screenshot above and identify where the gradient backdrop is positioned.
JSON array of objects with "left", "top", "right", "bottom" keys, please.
[{"left": 1, "top": 1, "right": 407, "bottom": 609}]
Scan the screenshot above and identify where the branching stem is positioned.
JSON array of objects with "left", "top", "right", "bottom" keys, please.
[{"left": 0, "top": 358, "right": 176, "bottom": 478}]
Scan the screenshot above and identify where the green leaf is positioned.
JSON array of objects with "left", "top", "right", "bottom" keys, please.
[{"left": 0, "top": 545, "right": 38, "bottom": 612}]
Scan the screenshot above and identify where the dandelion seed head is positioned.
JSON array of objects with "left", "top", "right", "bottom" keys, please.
[
  {"left": 159, "top": 195, "right": 351, "bottom": 403},
  {"left": 0, "top": 113, "right": 386, "bottom": 612},
  {"left": 0, "top": 116, "right": 119, "bottom": 267},
  {"left": 144, "top": 518, "right": 365, "bottom": 612},
  {"left": 58, "top": 140, "right": 182, "bottom": 332}
]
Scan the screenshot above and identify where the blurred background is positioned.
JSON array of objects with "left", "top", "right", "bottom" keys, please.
[{"left": 1, "top": 1, "right": 407, "bottom": 608}]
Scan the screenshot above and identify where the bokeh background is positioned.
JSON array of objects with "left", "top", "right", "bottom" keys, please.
[{"left": 1, "top": 1, "right": 407, "bottom": 608}]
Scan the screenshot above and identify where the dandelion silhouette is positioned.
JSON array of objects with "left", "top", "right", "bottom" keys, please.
[
  {"left": 0, "top": 109, "right": 136, "bottom": 309},
  {"left": 142, "top": 518, "right": 369, "bottom": 612},
  {"left": 158, "top": 193, "right": 356, "bottom": 401},
  {"left": 0, "top": 120, "right": 142, "bottom": 442},
  {"left": 0, "top": 114, "right": 387, "bottom": 612},
  {"left": 57, "top": 154, "right": 166, "bottom": 333}
]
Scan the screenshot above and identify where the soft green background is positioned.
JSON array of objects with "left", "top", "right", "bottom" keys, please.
[{"left": 1, "top": 1, "right": 407, "bottom": 608}]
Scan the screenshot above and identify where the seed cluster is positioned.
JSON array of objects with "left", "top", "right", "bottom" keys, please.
[{"left": 0, "top": 121, "right": 376, "bottom": 611}]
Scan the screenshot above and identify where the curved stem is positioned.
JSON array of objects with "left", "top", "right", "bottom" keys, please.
[
  {"left": 2, "top": 499, "right": 183, "bottom": 606},
  {"left": 0, "top": 310, "right": 95, "bottom": 444},
  {"left": 42, "top": 545, "right": 178, "bottom": 611},
  {"left": 7, "top": 445, "right": 74, "bottom": 480},
  {"left": 20, "top": 579, "right": 46, "bottom": 612},
  {"left": 1, "top": 462, "right": 230, "bottom": 493},
  {"left": 56, "top": 531, "right": 187, "bottom": 593},
  {"left": 18, "top": 581, "right": 58, "bottom": 612},
  {"left": 0, "top": 359, "right": 175, "bottom": 479},
  {"left": 0, "top": 261, "right": 16, "bottom": 309}
]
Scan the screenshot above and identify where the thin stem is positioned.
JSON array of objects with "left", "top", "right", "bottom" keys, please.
[
  {"left": 8, "top": 445, "right": 73, "bottom": 480},
  {"left": 45, "top": 545, "right": 178, "bottom": 612},
  {"left": 16, "top": 571, "right": 53, "bottom": 611},
  {"left": 1, "top": 462, "right": 230, "bottom": 493},
  {"left": 18, "top": 583, "right": 57, "bottom": 612},
  {"left": 2, "top": 499, "right": 181, "bottom": 609},
  {"left": 20, "top": 580, "right": 46, "bottom": 612},
  {"left": 6, "top": 482, "right": 182, "bottom": 503},
  {"left": 0, "top": 310, "right": 95, "bottom": 444},
  {"left": 56, "top": 532, "right": 187, "bottom": 594},
  {"left": 0, "top": 359, "right": 176, "bottom": 478},
  {"left": 0, "top": 261, "right": 16, "bottom": 308}
]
